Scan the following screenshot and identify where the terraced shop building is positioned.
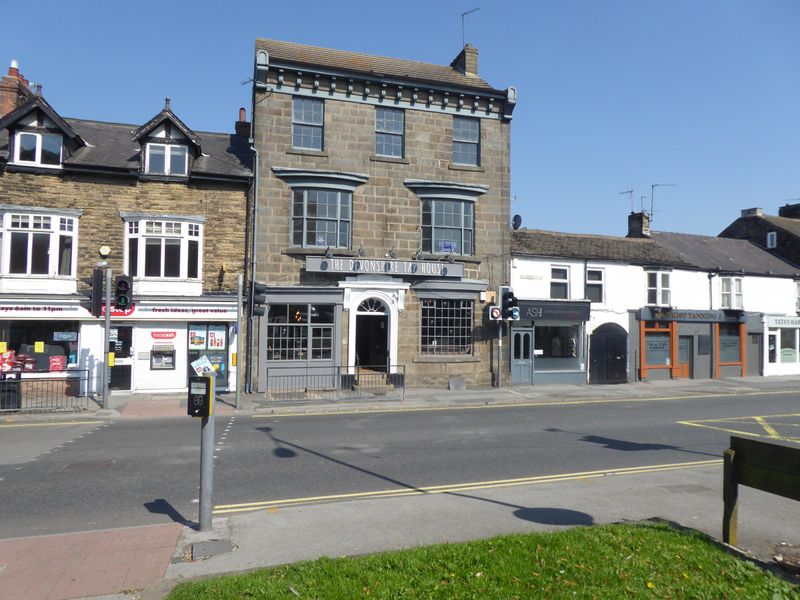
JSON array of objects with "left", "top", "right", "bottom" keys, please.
[{"left": 250, "top": 39, "right": 516, "bottom": 391}]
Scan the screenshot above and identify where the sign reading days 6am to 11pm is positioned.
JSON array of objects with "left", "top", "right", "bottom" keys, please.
[{"left": 305, "top": 257, "right": 464, "bottom": 278}]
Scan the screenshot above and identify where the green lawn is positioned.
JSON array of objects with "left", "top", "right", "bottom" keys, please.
[{"left": 167, "top": 523, "right": 798, "bottom": 599}]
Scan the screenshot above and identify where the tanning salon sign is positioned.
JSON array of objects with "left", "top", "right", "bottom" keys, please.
[{"left": 306, "top": 256, "right": 464, "bottom": 278}]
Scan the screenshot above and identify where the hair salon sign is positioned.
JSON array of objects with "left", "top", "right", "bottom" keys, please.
[{"left": 306, "top": 256, "right": 463, "bottom": 278}]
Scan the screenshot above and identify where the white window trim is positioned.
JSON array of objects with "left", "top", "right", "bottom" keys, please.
[
  {"left": 13, "top": 131, "right": 62, "bottom": 169},
  {"left": 720, "top": 276, "right": 743, "bottom": 310},
  {"left": 646, "top": 271, "right": 671, "bottom": 306},
  {"left": 123, "top": 216, "right": 203, "bottom": 281},
  {"left": 586, "top": 267, "right": 604, "bottom": 304},
  {"left": 551, "top": 266, "right": 570, "bottom": 299},
  {"left": 766, "top": 231, "right": 777, "bottom": 249},
  {"left": 144, "top": 143, "right": 188, "bottom": 176},
  {"left": 0, "top": 212, "right": 77, "bottom": 278}
]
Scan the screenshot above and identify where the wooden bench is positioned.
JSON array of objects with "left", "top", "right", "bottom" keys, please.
[{"left": 723, "top": 436, "right": 800, "bottom": 545}]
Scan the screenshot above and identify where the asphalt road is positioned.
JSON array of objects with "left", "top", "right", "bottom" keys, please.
[{"left": 1, "top": 390, "right": 798, "bottom": 539}]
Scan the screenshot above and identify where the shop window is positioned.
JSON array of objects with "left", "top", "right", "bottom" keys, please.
[
  {"left": 718, "top": 324, "right": 741, "bottom": 363},
  {"left": 586, "top": 268, "right": 603, "bottom": 303},
  {"left": 452, "top": 116, "right": 480, "bottom": 166},
  {"left": 644, "top": 331, "right": 671, "bottom": 366},
  {"left": 125, "top": 218, "right": 202, "bottom": 280},
  {"left": 420, "top": 299, "right": 473, "bottom": 355},
  {"left": 534, "top": 325, "right": 580, "bottom": 370},
  {"left": 292, "top": 189, "right": 351, "bottom": 248},
  {"left": 780, "top": 328, "right": 798, "bottom": 363},
  {"left": 721, "top": 277, "right": 743, "bottom": 309},
  {"left": 421, "top": 199, "right": 474, "bottom": 256},
  {"left": 375, "top": 107, "right": 404, "bottom": 158},
  {"left": 768, "top": 333, "right": 777, "bottom": 364},
  {"left": 550, "top": 267, "right": 569, "bottom": 299},
  {"left": 13, "top": 131, "right": 62, "bottom": 167},
  {"left": 0, "top": 321, "right": 79, "bottom": 372},
  {"left": 266, "top": 303, "right": 334, "bottom": 361},
  {"left": 647, "top": 271, "right": 671, "bottom": 306},
  {"left": 292, "top": 97, "right": 324, "bottom": 151},
  {"left": 145, "top": 143, "right": 188, "bottom": 176},
  {"left": 2, "top": 213, "right": 77, "bottom": 277}
]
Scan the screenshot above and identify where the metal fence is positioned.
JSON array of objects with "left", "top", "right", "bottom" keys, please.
[
  {"left": 0, "top": 370, "right": 92, "bottom": 413},
  {"left": 263, "top": 365, "right": 405, "bottom": 403}
]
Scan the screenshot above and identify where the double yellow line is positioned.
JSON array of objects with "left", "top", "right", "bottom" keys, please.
[{"left": 214, "top": 458, "right": 720, "bottom": 515}]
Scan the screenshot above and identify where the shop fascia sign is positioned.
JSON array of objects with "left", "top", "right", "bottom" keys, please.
[
  {"left": 766, "top": 315, "right": 800, "bottom": 328},
  {"left": 640, "top": 307, "right": 743, "bottom": 322},
  {"left": 306, "top": 256, "right": 464, "bottom": 278},
  {"left": 0, "top": 300, "right": 82, "bottom": 318},
  {"left": 134, "top": 304, "right": 237, "bottom": 319}
]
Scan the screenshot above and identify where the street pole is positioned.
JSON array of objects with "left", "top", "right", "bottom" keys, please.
[
  {"left": 102, "top": 267, "right": 112, "bottom": 409},
  {"left": 236, "top": 273, "right": 243, "bottom": 410},
  {"left": 199, "top": 374, "right": 215, "bottom": 531},
  {"left": 498, "top": 320, "right": 504, "bottom": 388}
]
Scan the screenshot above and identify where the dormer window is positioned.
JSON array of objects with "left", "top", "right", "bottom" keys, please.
[
  {"left": 145, "top": 143, "right": 188, "bottom": 176},
  {"left": 14, "top": 132, "right": 62, "bottom": 167}
]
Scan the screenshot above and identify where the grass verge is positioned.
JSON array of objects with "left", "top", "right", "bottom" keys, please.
[{"left": 167, "top": 523, "right": 797, "bottom": 599}]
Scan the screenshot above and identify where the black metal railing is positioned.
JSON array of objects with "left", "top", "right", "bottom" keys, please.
[
  {"left": 263, "top": 365, "right": 405, "bottom": 402},
  {"left": 0, "top": 370, "right": 91, "bottom": 413}
]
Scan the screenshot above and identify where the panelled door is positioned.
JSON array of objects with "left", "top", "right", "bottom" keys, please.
[
  {"left": 511, "top": 327, "right": 534, "bottom": 384},
  {"left": 677, "top": 335, "right": 693, "bottom": 378}
]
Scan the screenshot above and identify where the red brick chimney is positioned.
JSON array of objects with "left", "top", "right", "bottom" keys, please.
[
  {"left": 0, "top": 60, "right": 34, "bottom": 117},
  {"left": 450, "top": 44, "right": 479, "bottom": 78},
  {"left": 235, "top": 106, "right": 251, "bottom": 138}
]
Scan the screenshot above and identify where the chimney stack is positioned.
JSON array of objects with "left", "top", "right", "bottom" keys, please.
[
  {"left": 778, "top": 203, "right": 800, "bottom": 220},
  {"left": 235, "top": 107, "right": 251, "bottom": 138},
  {"left": 0, "top": 59, "right": 34, "bottom": 117},
  {"left": 740, "top": 207, "right": 763, "bottom": 217},
  {"left": 627, "top": 211, "right": 651, "bottom": 238},
  {"left": 450, "top": 44, "right": 479, "bottom": 78}
]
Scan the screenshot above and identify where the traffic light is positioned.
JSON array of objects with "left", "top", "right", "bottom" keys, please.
[
  {"left": 89, "top": 267, "right": 104, "bottom": 317},
  {"left": 250, "top": 282, "right": 267, "bottom": 317},
  {"left": 500, "top": 285, "right": 520, "bottom": 320},
  {"left": 114, "top": 275, "right": 133, "bottom": 309}
]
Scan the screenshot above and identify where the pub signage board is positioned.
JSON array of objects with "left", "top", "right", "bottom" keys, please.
[{"left": 306, "top": 256, "right": 464, "bottom": 278}]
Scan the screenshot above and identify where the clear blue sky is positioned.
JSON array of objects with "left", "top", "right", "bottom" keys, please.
[{"left": 4, "top": 0, "right": 799, "bottom": 237}]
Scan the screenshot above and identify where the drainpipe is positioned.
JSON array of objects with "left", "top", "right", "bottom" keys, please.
[{"left": 246, "top": 144, "right": 260, "bottom": 393}]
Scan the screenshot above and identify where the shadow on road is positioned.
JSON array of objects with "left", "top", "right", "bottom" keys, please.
[
  {"left": 544, "top": 428, "right": 718, "bottom": 458},
  {"left": 144, "top": 498, "right": 194, "bottom": 527}
]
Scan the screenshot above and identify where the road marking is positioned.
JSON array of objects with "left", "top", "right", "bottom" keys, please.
[
  {"left": 251, "top": 390, "right": 797, "bottom": 419},
  {"left": 0, "top": 421, "right": 99, "bottom": 428},
  {"left": 213, "top": 458, "right": 721, "bottom": 515},
  {"left": 678, "top": 413, "right": 800, "bottom": 443}
]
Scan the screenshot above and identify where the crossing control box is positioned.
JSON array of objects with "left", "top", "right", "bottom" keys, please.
[{"left": 188, "top": 375, "right": 214, "bottom": 418}]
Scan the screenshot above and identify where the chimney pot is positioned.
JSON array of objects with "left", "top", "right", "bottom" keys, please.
[{"left": 238, "top": 107, "right": 246, "bottom": 122}]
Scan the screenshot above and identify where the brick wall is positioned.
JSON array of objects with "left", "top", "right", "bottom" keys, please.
[{"left": 0, "top": 169, "right": 249, "bottom": 294}]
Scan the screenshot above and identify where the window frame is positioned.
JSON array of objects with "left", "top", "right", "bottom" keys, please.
[
  {"left": 421, "top": 198, "right": 474, "bottom": 256},
  {"left": 375, "top": 107, "right": 405, "bottom": 158},
  {"left": 720, "top": 276, "right": 743, "bottom": 310},
  {"left": 144, "top": 143, "right": 188, "bottom": 176},
  {"left": 265, "top": 303, "right": 335, "bottom": 361},
  {"left": 0, "top": 212, "right": 77, "bottom": 277},
  {"left": 766, "top": 231, "right": 777, "bottom": 249},
  {"left": 292, "top": 97, "right": 324, "bottom": 151},
  {"left": 124, "top": 217, "right": 203, "bottom": 280},
  {"left": 646, "top": 271, "right": 671, "bottom": 306},
  {"left": 291, "top": 189, "right": 352, "bottom": 249},
  {"left": 420, "top": 298, "right": 474, "bottom": 356},
  {"left": 452, "top": 116, "right": 480, "bottom": 166},
  {"left": 585, "top": 268, "right": 604, "bottom": 303},
  {"left": 550, "top": 266, "right": 569, "bottom": 299},
  {"left": 13, "top": 131, "right": 62, "bottom": 168}
]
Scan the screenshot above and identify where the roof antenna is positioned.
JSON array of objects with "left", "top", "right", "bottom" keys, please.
[
  {"left": 461, "top": 8, "right": 480, "bottom": 47},
  {"left": 650, "top": 183, "right": 676, "bottom": 223},
  {"left": 618, "top": 188, "right": 634, "bottom": 212}
]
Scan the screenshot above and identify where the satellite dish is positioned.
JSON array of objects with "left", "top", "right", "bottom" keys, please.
[{"left": 512, "top": 214, "right": 522, "bottom": 230}]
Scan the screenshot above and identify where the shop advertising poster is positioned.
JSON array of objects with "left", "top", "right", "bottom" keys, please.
[
  {"left": 189, "top": 327, "right": 207, "bottom": 350},
  {"left": 208, "top": 325, "right": 226, "bottom": 350}
]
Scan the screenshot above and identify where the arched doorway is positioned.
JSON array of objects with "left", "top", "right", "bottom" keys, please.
[
  {"left": 589, "top": 323, "right": 628, "bottom": 384},
  {"left": 355, "top": 298, "right": 388, "bottom": 371}
]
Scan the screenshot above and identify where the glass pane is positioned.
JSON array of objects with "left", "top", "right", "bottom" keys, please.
[
  {"left": 647, "top": 272, "right": 657, "bottom": 287},
  {"left": 647, "top": 289, "right": 657, "bottom": 304},
  {"left": 187, "top": 240, "right": 199, "bottom": 279},
  {"left": 268, "top": 304, "right": 288, "bottom": 323},
  {"left": 169, "top": 146, "right": 187, "bottom": 175},
  {"left": 513, "top": 334, "right": 521, "bottom": 359},
  {"left": 289, "top": 304, "right": 307, "bottom": 323},
  {"left": 552, "top": 268, "right": 567, "bottom": 280},
  {"left": 587, "top": 270, "right": 602, "bottom": 281},
  {"left": 10, "top": 232, "right": 28, "bottom": 273},
  {"left": 310, "top": 304, "right": 334, "bottom": 323},
  {"left": 31, "top": 233, "right": 49, "bottom": 274},
  {"left": 148, "top": 145, "right": 166, "bottom": 174},
  {"left": 722, "top": 278, "right": 731, "bottom": 293},
  {"left": 18, "top": 133, "right": 36, "bottom": 162},
  {"left": 164, "top": 238, "right": 181, "bottom": 277},
  {"left": 41, "top": 134, "right": 62, "bottom": 165},
  {"left": 58, "top": 235, "right": 72, "bottom": 276},
  {"left": 550, "top": 282, "right": 568, "bottom": 299},
  {"left": 661, "top": 273, "right": 670, "bottom": 287},
  {"left": 144, "top": 238, "right": 161, "bottom": 276},
  {"left": 293, "top": 124, "right": 322, "bottom": 150},
  {"left": 292, "top": 218, "right": 303, "bottom": 246},
  {"left": 645, "top": 332, "right": 670, "bottom": 366},
  {"left": 523, "top": 333, "right": 531, "bottom": 360},
  {"left": 586, "top": 284, "right": 602, "bottom": 303},
  {"left": 719, "top": 325, "right": 740, "bottom": 363},
  {"left": 128, "top": 238, "right": 138, "bottom": 277},
  {"left": 781, "top": 329, "right": 798, "bottom": 363}
]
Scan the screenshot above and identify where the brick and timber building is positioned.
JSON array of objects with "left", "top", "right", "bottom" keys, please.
[{"left": 250, "top": 39, "right": 516, "bottom": 392}]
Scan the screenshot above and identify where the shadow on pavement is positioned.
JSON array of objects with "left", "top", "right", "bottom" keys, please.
[{"left": 513, "top": 507, "right": 594, "bottom": 525}]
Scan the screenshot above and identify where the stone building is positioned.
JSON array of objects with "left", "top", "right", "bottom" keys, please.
[
  {"left": 0, "top": 62, "right": 252, "bottom": 395},
  {"left": 720, "top": 205, "right": 800, "bottom": 270},
  {"left": 249, "top": 39, "right": 516, "bottom": 391}
]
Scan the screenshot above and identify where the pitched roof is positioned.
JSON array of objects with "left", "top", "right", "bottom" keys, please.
[
  {"left": 759, "top": 215, "right": 800, "bottom": 238},
  {"left": 511, "top": 229, "right": 691, "bottom": 267},
  {"left": 650, "top": 231, "right": 799, "bottom": 277},
  {"left": 0, "top": 95, "right": 83, "bottom": 144},
  {"left": 131, "top": 99, "right": 202, "bottom": 148},
  {"left": 256, "top": 38, "right": 502, "bottom": 94}
]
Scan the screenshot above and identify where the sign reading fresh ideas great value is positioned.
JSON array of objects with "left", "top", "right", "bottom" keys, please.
[{"left": 306, "top": 256, "right": 464, "bottom": 278}]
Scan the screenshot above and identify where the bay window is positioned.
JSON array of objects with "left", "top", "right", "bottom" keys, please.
[{"left": 2, "top": 213, "right": 76, "bottom": 277}]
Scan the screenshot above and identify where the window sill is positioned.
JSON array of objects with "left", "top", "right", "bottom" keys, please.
[
  {"left": 417, "top": 253, "right": 481, "bottom": 265},
  {"left": 287, "top": 148, "right": 328, "bottom": 158},
  {"left": 139, "top": 174, "right": 190, "bottom": 182},
  {"left": 370, "top": 154, "right": 409, "bottom": 165},
  {"left": 448, "top": 162, "right": 484, "bottom": 172},
  {"left": 413, "top": 355, "right": 479, "bottom": 363},
  {"left": 6, "top": 163, "right": 62, "bottom": 174},
  {"left": 282, "top": 247, "right": 357, "bottom": 257}
]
